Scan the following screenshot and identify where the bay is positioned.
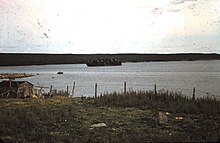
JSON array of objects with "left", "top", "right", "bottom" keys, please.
[{"left": 0, "top": 60, "right": 220, "bottom": 98}]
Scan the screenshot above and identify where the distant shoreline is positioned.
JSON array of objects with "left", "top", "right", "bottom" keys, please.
[{"left": 0, "top": 53, "right": 220, "bottom": 66}]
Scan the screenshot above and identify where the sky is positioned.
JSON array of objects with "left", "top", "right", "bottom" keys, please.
[{"left": 0, "top": 0, "right": 219, "bottom": 54}]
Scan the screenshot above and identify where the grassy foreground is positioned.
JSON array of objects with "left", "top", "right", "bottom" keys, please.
[{"left": 0, "top": 91, "right": 220, "bottom": 142}]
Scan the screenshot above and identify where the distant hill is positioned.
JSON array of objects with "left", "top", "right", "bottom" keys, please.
[{"left": 0, "top": 53, "right": 220, "bottom": 66}]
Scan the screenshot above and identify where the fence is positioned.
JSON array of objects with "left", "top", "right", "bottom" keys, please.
[{"left": 37, "top": 81, "right": 220, "bottom": 100}]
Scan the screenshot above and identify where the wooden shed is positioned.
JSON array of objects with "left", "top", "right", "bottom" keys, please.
[{"left": 0, "top": 80, "right": 34, "bottom": 98}]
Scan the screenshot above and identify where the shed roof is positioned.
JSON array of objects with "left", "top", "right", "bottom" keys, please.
[{"left": 0, "top": 80, "right": 33, "bottom": 87}]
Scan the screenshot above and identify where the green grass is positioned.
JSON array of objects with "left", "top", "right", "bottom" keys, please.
[
  {"left": 93, "top": 90, "right": 220, "bottom": 116},
  {"left": 0, "top": 90, "right": 219, "bottom": 142}
]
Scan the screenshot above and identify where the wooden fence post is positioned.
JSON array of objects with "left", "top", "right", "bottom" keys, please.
[
  {"left": 192, "top": 87, "right": 195, "bottom": 100},
  {"left": 95, "top": 83, "right": 97, "bottom": 97},
  {"left": 49, "top": 85, "right": 52, "bottom": 96},
  {"left": 124, "top": 81, "right": 127, "bottom": 95},
  {"left": 72, "top": 81, "right": 76, "bottom": 97},
  {"left": 67, "top": 85, "right": 69, "bottom": 96},
  {"left": 81, "top": 95, "right": 84, "bottom": 101},
  {"left": 154, "top": 84, "right": 157, "bottom": 96}
]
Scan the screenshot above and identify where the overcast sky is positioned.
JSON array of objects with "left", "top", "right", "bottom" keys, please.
[{"left": 0, "top": 0, "right": 219, "bottom": 54}]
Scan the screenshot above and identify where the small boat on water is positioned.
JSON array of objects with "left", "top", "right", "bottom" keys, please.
[
  {"left": 86, "top": 58, "right": 122, "bottom": 67},
  {"left": 57, "top": 71, "right": 63, "bottom": 74}
]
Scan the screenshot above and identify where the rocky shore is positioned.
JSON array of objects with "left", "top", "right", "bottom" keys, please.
[{"left": 0, "top": 73, "right": 34, "bottom": 79}]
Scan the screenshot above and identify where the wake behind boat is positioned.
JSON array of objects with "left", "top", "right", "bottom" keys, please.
[{"left": 86, "top": 58, "right": 122, "bottom": 67}]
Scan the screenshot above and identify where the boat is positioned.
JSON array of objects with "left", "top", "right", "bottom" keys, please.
[
  {"left": 57, "top": 71, "right": 63, "bottom": 74},
  {"left": 86, "top": 58, "right": 122, "bottom": 67}
]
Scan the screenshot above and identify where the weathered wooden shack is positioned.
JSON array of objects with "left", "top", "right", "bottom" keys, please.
[{"left": 0, "top": 80, "right": 34, "bottom": 98}]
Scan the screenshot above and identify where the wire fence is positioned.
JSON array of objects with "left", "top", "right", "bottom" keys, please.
[{"left": 36, "top": 81, "right": 220, "bottom": 100}]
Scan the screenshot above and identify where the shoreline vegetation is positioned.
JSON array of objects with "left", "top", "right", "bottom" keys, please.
[
  {"left": 0, "top": 90, "right": 219, "bottom": 142},
  {"left": 0, "top": 53, "right": 220, "bottom": 66}
]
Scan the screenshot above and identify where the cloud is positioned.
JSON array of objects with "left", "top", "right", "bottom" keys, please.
[
  {"left": 168, "top": 0, "right": 198, "bottom": 12},
  {"left": 170, "top": 0, "right": 184, "bottom": 5},
  {"left": 170, "top": 0, "right": 197, "bottom": 5},
  {"left": 188, "top": 3, "right": 197, "bottom": 9},
  {"left": 213, "top": 20, "right": 220, "bottom": 24},
  {"left": 167, "top": 8, "right": 181, "bottom": 12},
  {"left": 152, "top": 7, "right": 164, "bottom": 14}
]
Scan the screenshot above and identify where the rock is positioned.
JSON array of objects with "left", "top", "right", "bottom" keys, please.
[
  {"left": 31, "top": 95, "right": 38, "bottom": 99},
  {"left": 0, "top": 73, "right": 34, "bottom": 79},
  {"left": 158, "top": 111, "right": 168, "bottom": 124},
  {"left": 90, "top": 123, "right": 107, "bottom": 129}
]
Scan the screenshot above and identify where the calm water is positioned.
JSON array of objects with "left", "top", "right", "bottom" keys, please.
[{"left": 0, "top": 60, "right": 220, "bottom": 98}]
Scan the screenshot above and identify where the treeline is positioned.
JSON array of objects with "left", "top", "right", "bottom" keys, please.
[{"left": 0, "top": 53, "right": 220, "bottom": 66}]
